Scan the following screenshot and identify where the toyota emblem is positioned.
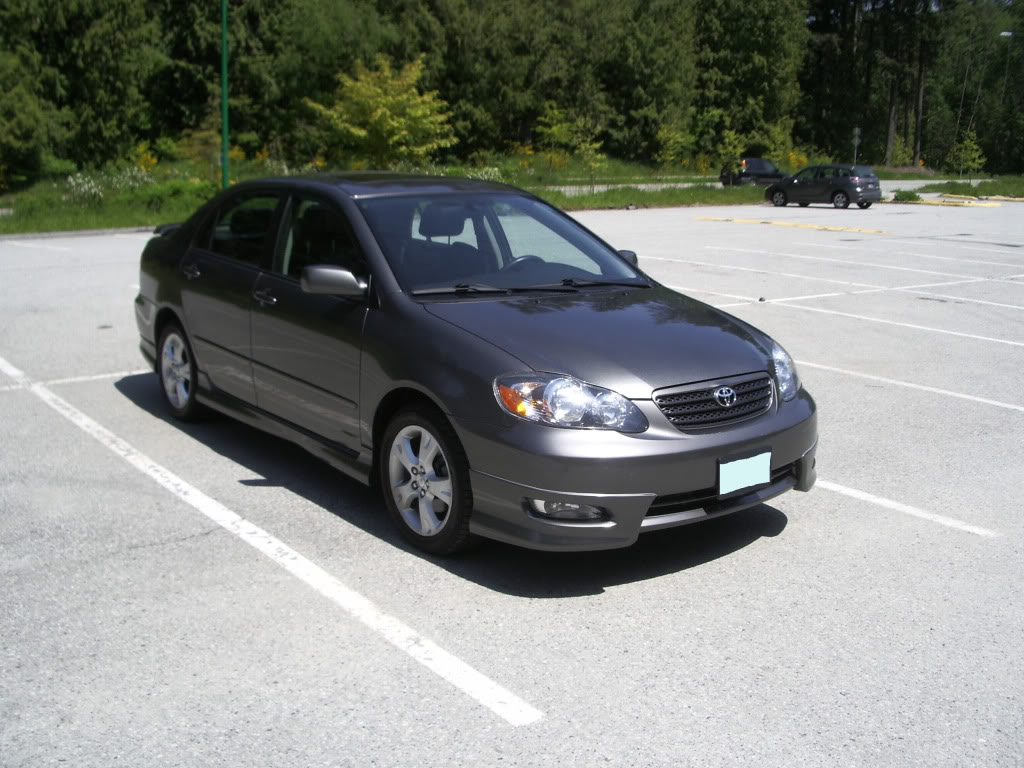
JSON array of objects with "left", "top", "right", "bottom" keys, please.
[{"left": 713, "top": 386, "right": 737, "bottom": 407}]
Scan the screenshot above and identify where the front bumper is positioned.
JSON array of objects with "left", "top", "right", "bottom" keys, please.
[{"left": 455, "top": 389, "right": 817, "bottom": 551}]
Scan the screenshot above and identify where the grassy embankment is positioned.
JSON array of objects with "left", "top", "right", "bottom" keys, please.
[{"left": 915, "top": 177, "right": 1024, "bottom": 197}]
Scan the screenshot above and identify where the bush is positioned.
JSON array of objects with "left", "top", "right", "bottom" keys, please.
[
  {"left": 64, "top": 172, "right": 104, "bottom": 205},
  {"left": 893, "top": 189, "right": 921, "bottom": 202},
  {"left": 131, "top": 178, "right": 217, "bottom": 212}
]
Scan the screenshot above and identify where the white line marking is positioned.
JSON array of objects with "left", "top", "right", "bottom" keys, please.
[
  {"left": 665, "top": 284, "right": 757, "bottom": 302},
  {"left": 796, "top": 360, "right": 1024, "bottom": 413},
  {"left": 0, "top": 354, "right": 543, "bottom": 727},
  {"left": 706, "top": 245, "right": 978, "bottom": 279},
  {"left": 3, "top": 241, "right": 71, "bottom": 252},
  {"left": 0, "top": 369, "right": 153, "bottom": 392},
  {"left": 645, "top": 255, "right": 885, "bottom": 288},
  {"left": 893, "top": 251, "right": 1024, "bottom": 269},
  {"left": 712, "top": 291, "right": 844, "bottom": 308},
  {"left": 795, "top": 240, "right": 1024, "bottom": 268},
  {"left": 899, "top": 289, "right": 1024, "bottom": 311},
  {"left": 816, "top": 480, "right": 998, "bottom": 537},
  {"left": 959, "top": 245, "right": 1024, "bottom": 254},
  {"left": 770, "top": 302, "right": 1024, "bottom": 347}
]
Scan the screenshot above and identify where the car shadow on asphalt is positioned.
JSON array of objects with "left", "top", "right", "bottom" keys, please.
[{"left": 115, "top": 373, "right": 788, "bottom": 598}]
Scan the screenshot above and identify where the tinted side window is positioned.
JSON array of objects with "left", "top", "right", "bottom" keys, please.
[
  {"left": 208, "top": 195, "right": 280, "bottom": 266},
  {"left": 795, "top": 168, "right": 816, "bottom": 181},
  {"left": 278, "top": 197, "right": 367, "bottom": 280}
]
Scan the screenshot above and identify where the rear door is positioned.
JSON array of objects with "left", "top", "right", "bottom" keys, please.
[
  {"left": 179, "top": 191, "right": 282, "bottom": 404},
  {"left": 250, "top": 193, "right": 369, "bottom": 449}
]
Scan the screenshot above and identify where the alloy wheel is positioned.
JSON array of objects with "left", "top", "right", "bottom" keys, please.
[
  {"left": 161, "top": 331, "right": 192, "bottom": 409},
  {"left": 387, "top": 425, "right": 454, "bottom": 537}
]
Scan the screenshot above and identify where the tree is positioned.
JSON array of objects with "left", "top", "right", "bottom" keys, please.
[
  {"left": 306, "top": 55, "right": 458, "bottom": 167},
  {"left": 946, "top": 127, "right": 986, "bottom": 179}
]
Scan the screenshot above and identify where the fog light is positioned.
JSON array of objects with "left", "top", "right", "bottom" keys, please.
[{"left": 527, "top": 499, "right": 606, "bottom": 521}]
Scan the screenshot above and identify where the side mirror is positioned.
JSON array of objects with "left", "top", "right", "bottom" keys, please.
[
  {"left": 300, "top": 265, "right": 367, "bottom": 297},
  {"left": 618, "top": 250, "right": 639, "bottom": 267}
]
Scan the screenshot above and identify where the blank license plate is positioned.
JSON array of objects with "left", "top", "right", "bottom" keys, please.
[{"left": 719, "top": 452, "right": 771, "bottom": 496}]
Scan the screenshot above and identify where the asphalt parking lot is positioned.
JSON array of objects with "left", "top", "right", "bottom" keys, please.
[{"left": 2, "top": 200, "right": 1023, "bottom": 767}]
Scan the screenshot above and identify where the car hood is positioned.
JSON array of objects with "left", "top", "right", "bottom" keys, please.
[{"left": 422, "top": 285, "right": 772, "bottom": 399}]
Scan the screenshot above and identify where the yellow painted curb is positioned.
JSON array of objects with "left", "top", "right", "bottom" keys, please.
[
  {"left": 695, "top": 216, "right": 887, "bottom": 234},
  {"left": 988, "top": 195, "right": 1024, "bottom": 202},
  {"left": 887, "top": 199, "right": 1001, "bottom": 207},
  {"left": 939, "top": 193, "right": 979, "bottom": 200}
]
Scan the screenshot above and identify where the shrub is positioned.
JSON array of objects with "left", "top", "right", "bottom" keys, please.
[
  {"left": 893, "top": 189, "right": 921, "bottom": 202},
  {"left": 132, "top": 178, "right": 217, "bottom": 212},
  {"left": 64, "top": 172, "right": 104, "bottom": 205}
]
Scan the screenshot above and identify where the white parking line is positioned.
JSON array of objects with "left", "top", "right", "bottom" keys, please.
[
  {"left": 816, "top": 480, "right": 998, "bottom": 537},
  {"left": 645, "top": 256, "right": 885, "bottom": 288},
  {"left": 770, "top": 302, "right": 1024, "bottom": 348},
  {"left": 706, "top": 245, "right": 982, "bottom": 280},
  {"left": 796, "top": 360, "right": 1024, "bottom": 413},
  {"left": 2, "top": 241, "right": 71, "bottom": 252},
  {"left": 898, "top": 290, "right": 1024, "bottom": 311},
  {"left": 796, "top": 241, "right": 1024, "bottom": 268},
  {"left": 0, "top": 354, "right": 544, "bottom": 727},
  {"left": 0, "top": 369, "right": 151, "bottom": 392}
]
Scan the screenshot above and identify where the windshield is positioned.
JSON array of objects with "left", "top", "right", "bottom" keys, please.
[
  {"left": 852, "top": 165, "right": 877, "bottom": 178},
  {"left": 356, "top": 193, "right": 643, "bottom": 294}
]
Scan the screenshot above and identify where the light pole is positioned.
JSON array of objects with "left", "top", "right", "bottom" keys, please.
[
  {"left": 1001, "top": 31, "right": 1013, "bottom": 106},
  {"left": 221, "top": 0, "right": 230, "bottom": 190}
]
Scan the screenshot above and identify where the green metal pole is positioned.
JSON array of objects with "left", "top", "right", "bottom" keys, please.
[{"left": 220, "top": 0, "right": 229, "bottom": 189}]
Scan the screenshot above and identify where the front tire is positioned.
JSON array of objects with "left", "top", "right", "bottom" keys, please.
[
  {"left": 857, "top": 201, "right": 872, "bottom": 209},
  {"left": 380, "top": 407, "right": 475, "bottom": 555},
  {"left": 833, "top": 191, "right": 850, "bottom": 209},
  {"left": 771, "top": 190, "right": 788, "bottom": 207},
  {"left": 157, "top": 323, "right": 205, "bottom": 421}
]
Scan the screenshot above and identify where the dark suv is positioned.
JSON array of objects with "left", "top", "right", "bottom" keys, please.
[
  {"left": 766, "top": 165, "right": 881, "bottom": 209},
  {"left": 719, "top": 158, "right": 784, "bottom": 186}
]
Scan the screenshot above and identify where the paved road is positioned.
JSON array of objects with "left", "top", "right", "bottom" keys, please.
[
  {"left": 2, "top": 202, "right": 1023, "bottom": 767},
  {"left": 550, "top": 178, "right": 982, "bottom": 196}
]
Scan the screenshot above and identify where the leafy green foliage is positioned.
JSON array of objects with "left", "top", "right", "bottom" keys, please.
[
  {"left": 893, "top": 189, "right": 922, "bottom": 202},
  {"left": 946, "top": 128, "right": 987, "bottom": 180},
  {"left": 306, "top": 55, "right": 458, "bottom": 167}
]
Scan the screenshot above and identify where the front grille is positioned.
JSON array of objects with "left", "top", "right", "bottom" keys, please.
[
  {"left": 646, "top": 462, "right": 796, "bottom": 517},
  {"left": 654, "top": 374, "right": 773, "bottom": 430}
]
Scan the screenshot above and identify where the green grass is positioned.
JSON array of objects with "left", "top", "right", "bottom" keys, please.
[
  {"left": 915, "top": 176, "right": 1024, "bottom": 197},
  {"left": 528, "top": 183, "right": 765, "bottom": 210},
  {"left": 892, "top": 189, "right": 922, "bottom": 202},
  {"left": 0, "top": 157, "right": 765, "bottom": 235}
]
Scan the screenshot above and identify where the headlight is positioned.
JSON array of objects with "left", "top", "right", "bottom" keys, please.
[
  {"left": 770, "top": 342, "right": 800, "bottom": 401},
  {"left": 493, "top": 373, "right": 648, "bottom": 432}
]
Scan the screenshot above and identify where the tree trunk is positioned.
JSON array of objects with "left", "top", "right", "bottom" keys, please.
[
  {"left": 885, "top": 80, "right": 897, "bottom": 166},
  {"left": 913, "top": 57, "right": 925, "bottom": 168}
]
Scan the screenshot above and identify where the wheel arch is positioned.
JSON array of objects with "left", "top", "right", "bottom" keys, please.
[{"left": 370, "top": 387, "right": 453, "bottom": 487}]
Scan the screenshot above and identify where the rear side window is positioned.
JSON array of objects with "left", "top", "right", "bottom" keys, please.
[
  {"left": 205, "top": 194, "right": 280, "bottom": 266},
  {"left": 853, "top": 166, "right": 877, "bottom": 178},
  {"left": 835, "top": 168, "right": 852, "bottom": 178}
]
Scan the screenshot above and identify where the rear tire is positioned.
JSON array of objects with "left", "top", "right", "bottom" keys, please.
[
  {"left": 771, "top": 190, "right": 788, "bottom": 207},
  {"left": 157, "top": 323, "right": 206, "bottom": 421},
  {"left": 832, "top": 191, "right": 850, "bottom": 209},
  {"left": 857, "top": 201, "right": 872, "bottom": 209},
  {"left": 379, "top": 407, "right": 476, "bottom": 555}
]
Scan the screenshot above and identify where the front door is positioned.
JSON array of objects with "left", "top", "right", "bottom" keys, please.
[
  {"left": 179, "top": 192, "right": 282, "bottom": 404},
  {"left": 250, "top": 194, "right": 369, "bottom": 449},
  {"left": 787, "top": 167, "right": 819, "bottom": 203}
]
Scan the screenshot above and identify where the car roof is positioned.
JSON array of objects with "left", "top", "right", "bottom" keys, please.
[{"left": 228, "top": 172, "right": 520, "bottom": 200}]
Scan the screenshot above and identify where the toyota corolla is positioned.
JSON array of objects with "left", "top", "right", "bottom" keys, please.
[{"left": 134, "top": 174, "right": 817, "bottom": 554}]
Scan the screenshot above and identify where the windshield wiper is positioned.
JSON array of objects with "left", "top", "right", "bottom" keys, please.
[
  {"left": 411, "top": 283, "right": 509, "bottom": 296},
  {"left": 521, "top": 278, "right": 650, "bottom": 290}
]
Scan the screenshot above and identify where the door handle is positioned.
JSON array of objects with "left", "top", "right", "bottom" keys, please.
[
  {"left": 252, "top": 289, "right": 277, "bottom": 307},
  {"left": 182, "top": 263, "right": 201, "bottom": 280}
]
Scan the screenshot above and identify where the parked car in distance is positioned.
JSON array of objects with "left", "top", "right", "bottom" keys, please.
[
  {"left": 766, "top": 164, "right": 882, "bottom": 209},
  {"left": 134, "top": 174, "right": 817, "bottom": 555},
  {"left": 720, "top": 157, "right": 784, "bottom": 186}
]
